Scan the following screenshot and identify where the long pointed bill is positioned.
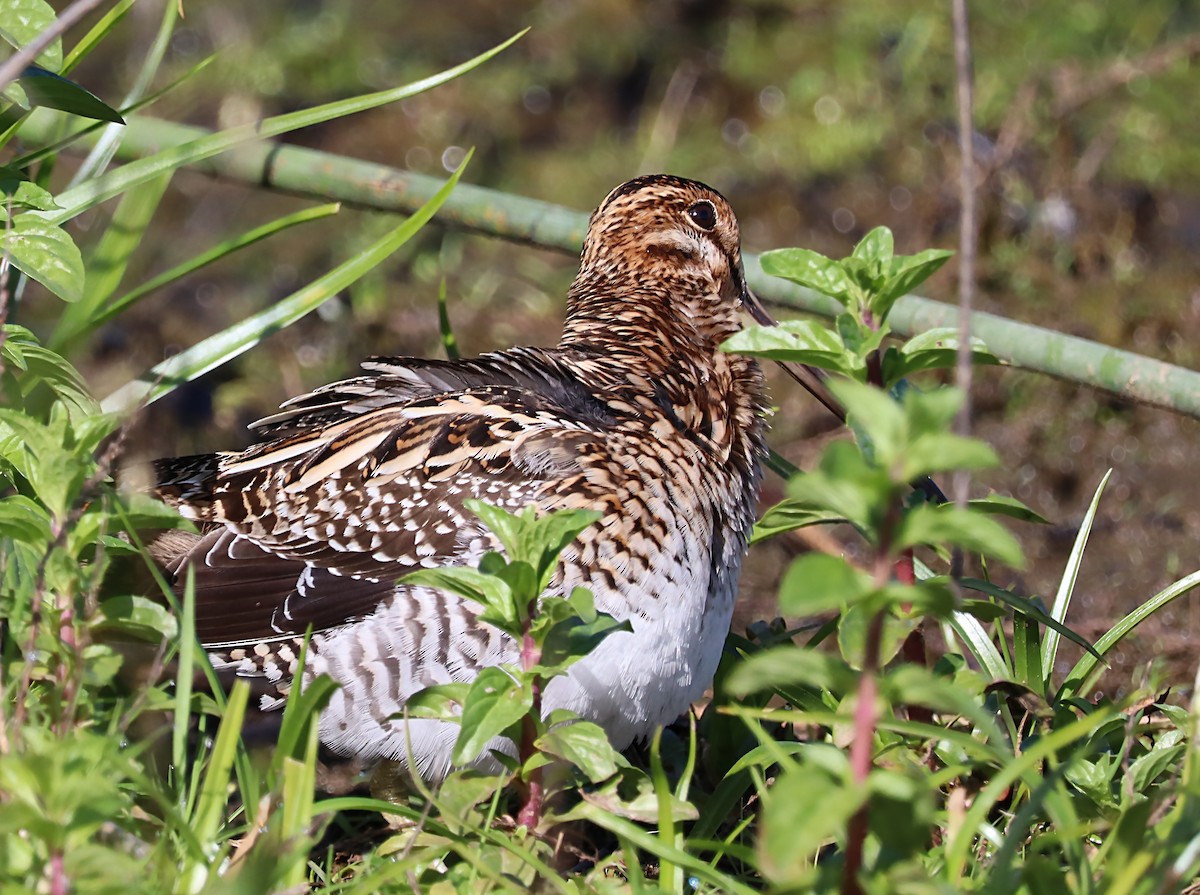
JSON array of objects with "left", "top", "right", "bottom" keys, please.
[{"left": 737, "top": 268, "right": 845, "bottom": 422}]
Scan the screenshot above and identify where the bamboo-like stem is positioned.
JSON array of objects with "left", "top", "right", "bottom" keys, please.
[{"left": 16, "top": 110, "right": 1200, "bottom": 419}]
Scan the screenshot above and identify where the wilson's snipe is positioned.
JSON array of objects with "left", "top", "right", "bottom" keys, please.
[{"left": 154, "top": 174, "right": 779, "bottom": 780}]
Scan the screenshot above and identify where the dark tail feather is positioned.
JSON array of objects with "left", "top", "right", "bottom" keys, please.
[{"left": 153, "top": 453, "right": 220, "bottom": 506}]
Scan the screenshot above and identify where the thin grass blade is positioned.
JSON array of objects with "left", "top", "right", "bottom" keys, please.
[
  {"left": 100, "top": 152, "right": 470, "bottom": 413},
  {"left": 1040, "top": 469, "right": 1112, "bottom": 680}
]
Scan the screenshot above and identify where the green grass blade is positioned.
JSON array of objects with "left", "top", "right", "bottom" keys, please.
[
  {"left": 100, "top": 152, "right": 470, "bottom": 414},
  {"left": 184, "top": 679, "right": 250, "bottom": 893},
  {"left": 1060, "top": 568, "right": 1200, "bottom": 700},
  {"left": 36, "top": 32, "right": 523, "bottom": 227},
  {"left": 946, "top": 610, "right": 1008, "bottom": 680},
  {"left": 51, "top": 169, "right": 172, "bottom": 351},
  {"left": 173, "top": 564, "right": 196, "bottom": 787},
  {"left": 12, "top": 56, "right": 217, "bottom": 169},
  {"left": 960, "top": 577, "right": 1102, "bottom": 662},
  {"left": 61, "top": 0, "right": 136, "bottom": 73},
  {"left": 944, "top": 706, "right": 1116, "bottom": 881},
  {"left": 88, "top": 202, "right": 341, "bottom": 333},
  {"left": 648, "top": 729, "right": 677, "bottom": 893},
  {"left": 68, "top": 0, "right": 179, "bottom": 187},
  {"left": 1040, "top": 469, "right": 1112, "bottom": 680},
  {"left": 575, "top": 805, "right": 760, "bottom": 895}
]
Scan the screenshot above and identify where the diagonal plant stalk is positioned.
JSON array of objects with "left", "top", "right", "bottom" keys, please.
[{"left": 14, "top": 110, "right": 1199, "bottom": 419}]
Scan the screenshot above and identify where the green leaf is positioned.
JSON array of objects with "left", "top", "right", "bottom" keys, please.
[
  {"left": 750, "top": 498, "right": 844, "bottom": 544},
  {"left": 0, "top": 494, "right": 51, "bottom": 544},
  {"left": 721, "top": 319, "right": 855, "bottom": 376},
  {"left": 725, "top": 645, "right": 858, "bottom": 697},
  {"left": 0, "top": 0, "right": 62, "bottom": 72},
  {"left": 967, "top": 493, "right": 1049, "bottom": 524},
  {"left": 91, "top": 202, "right": 340, "bottom": 334},
  {"left": 829, "top": 377, "right": 906, "bottom": 468},
  {"left": 880, "top": 664, "right": 998, "bottom": 729},
  {"left": 851, "top": 226, "right": 893, "bottom": 270},
  {"left": 894, "top": 503, "right": 1024, "bottom": 567},
  {"left": 16, "top": 65, "right": 124, "bottom": 124},
  {"left": 778, "top": 552, "right": 874, "bottom": 616},
  {"left": 959, "top": 577, "right": 1100, "bottom": 662},
  {"left": 876, "top": 248, "right": 954, "bottom": 319},
  {"left": 403, "top": 682, "right": 471, "bottom": 720},
  {"left": 900, "top": 432, "right": 999, "bottom": 482},
  {"left": 536, "top": 591, "right": 630, "bottom": 675},
  {"left": 0, "top": 165, "right": 58, "bottom": 210},
  {"left": 404, "top": 566, "right": 518, "bottom": 638},
  {"left": 2, "top": 213, "right": 84, "bottom": 302},
  {"left": 759, "top": 768, "right": 864, "bottom": 884},
  {"left": 759, "top": 247, "right": 855, "bottom": 305},
  {"left": 1041, "top": 469, "right": 1110, "bottom": 677},
  {"left": 95, "top": 595, "right": 178, "bottom": 640},
  {"left": 453, "top": 667, "right": 532, "bottom": 766},
  {"left": 788, "top": 442, "right": 891, "bottom": 533},
  {"left": 838, "top": 604, "right": 914, "bottom": 668},
  {"left": 535, "top": 719, "right": 620, "bottom": 783}
]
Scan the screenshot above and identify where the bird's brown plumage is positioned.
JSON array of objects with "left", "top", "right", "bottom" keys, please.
[{"left": 154, "top": 174, "right": 769, "bottom": 778}]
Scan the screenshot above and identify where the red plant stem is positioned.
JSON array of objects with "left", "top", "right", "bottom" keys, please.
[
  {"left": 842, "top": 501, "right": 900, "bottom": 895},
  {"left": 516, "top": 621, "right": 544, "bottom": 830}
]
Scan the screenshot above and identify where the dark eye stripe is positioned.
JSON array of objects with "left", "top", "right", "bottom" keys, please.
[{"left": 687, "top": 201, "right": 717, "bottom": 231}]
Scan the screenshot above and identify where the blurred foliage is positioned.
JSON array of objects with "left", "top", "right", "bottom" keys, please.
[{"left": 11, "top": 0, "right": 1200, "bottom": 691}]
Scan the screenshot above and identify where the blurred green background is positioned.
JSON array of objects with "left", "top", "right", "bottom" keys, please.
[{"left": 23, "top": 0, "right": 1200, "bottom": 688}]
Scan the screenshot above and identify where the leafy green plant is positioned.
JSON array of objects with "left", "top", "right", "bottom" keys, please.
[{"left": 406, "top": 501, "right": 628, "bottom": 829}]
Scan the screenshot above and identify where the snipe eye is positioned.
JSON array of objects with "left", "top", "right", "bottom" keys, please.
[{"left": 686, "top": 200, "right": 717, "bottom": 231}]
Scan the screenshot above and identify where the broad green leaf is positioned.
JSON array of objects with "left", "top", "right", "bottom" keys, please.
[
  {"left": 880, "top": 664, "right": 997, "bottom": 730},
  {"left": 759, "top": 768, "right": 864, "bottom": 885},
  {"left": 788, "top": 442, "right": 891, "bottom": 533},
  {"left": 851, "top": 225, "right": 894, "bottom": 270},
  {"left": 453, "top": 667, "right": 532, "bottom": 766},
  {"left": 100, "top": 150, "right": 471, "bottom": 412},
  {"left": 2, "top": 213, "right": 84, "bottom": 302},
  {"left": 16, "top": 65, "right": 124, "bottom": 123},
  {"left": 895, "top": 504, "right": 1024, "bottom": 568},
  {"left": 900, "top": 432, "right": 999, "bottom": 482},
  {"left": 96, "top": 595, "right": 178, "bottom": 640},
  {"left": 535, "top": 720, "right": 620, "bottom": 783},
  {"left": 829, "top": 378, "right": 905, "bottom": 468},
  {"left": 867, "top": 768, "right": 937, "bottom": 853},
  {"left": 750, "top": 499, "right": 845, "bottom": 544},
  {"left": 0, "top": 0, "right": 62, "bottom": 72},
  {"left": 778, "top": 552, "right": 874, "bottom": 616},
  {"left": 967, "top": 493, "right": 1049, "bottom": 524},
  {"left": 0, "top": 165, "right": 57, "bottom": 210},
  {"left": 1, "top": 327, "right": 97, "bottom": 417},
  {"left": 403, "top": 682, "right": 471, "bottom": 720},
  {"left": 404, "top": 566, "right": 518, "bottom": 637},
  {"left": 725, "top": 644, "right": 858, "bottom": 697},
  {"left": 876, "top": 248, "right": 954, "bottom": 319},
  {"left": 759, "top": 247, "right": 856, "bottom": 305},
  {"left": 721, "top": 319, "right": 855, "bottom": 376},
  {"left": 838, "top": 603, "right": 914, "bottom": 668},
  {"left": 536, "top": 593, "right": 630, "bottom": 675},
  {"left": 0, "top": 494, "right": 51, "bottom": 543}
]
